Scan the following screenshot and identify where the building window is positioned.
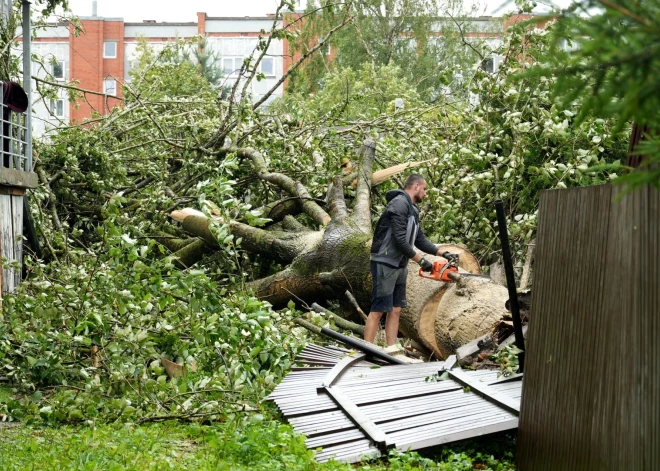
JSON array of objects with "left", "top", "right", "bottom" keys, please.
[
  {"left": 222, "top": 57, "right": 246, "bottom": 76},
  {"left": 49, "top": 99, "right": 64, "bottom": 117},
  {"left": 260, "top": 57, "right": 274, "bottom": 76},
  {"left": 222, "top": 58, "right": 234, "bottom": 76},
  {"left": 480, "top": 58, "right": 495, "bottom": 74},
  {"left": 104, "top": 41, "right": 117, "bottom": 58},
  {"left": 51, "top": 60, "right": 65, "bottom": 80},
  {"left": 103, "top": 79, "right": 117, "bottom": 96}
]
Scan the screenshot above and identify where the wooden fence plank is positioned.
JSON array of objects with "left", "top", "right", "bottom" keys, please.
[
  {"left": 0, "top": 194, "right": 14, "bottom": 294},
  {"left": 11, "top": 195, "right": 22, "bottom": 288},
  {"left": 518, "top": 184, "right": 660, "bottom": 471}
]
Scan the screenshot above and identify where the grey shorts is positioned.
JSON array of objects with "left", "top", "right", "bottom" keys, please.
[{"left": 370, "top": 261, "right": 408, "bottom": 313}]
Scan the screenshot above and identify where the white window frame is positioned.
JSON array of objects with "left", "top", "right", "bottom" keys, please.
[
  {"left": 480, "top": 57, "right": 495, "bottom": 74},
  {"left": 51, "top": 60, "right": 65, "bottom": 80},
  {"left": 222, "top": 57, "right": 246, "bottom": 76},
  {"left": 260, "top": 57, "right": 274, "bottom": 77},
  {"left": 222, "top": 57, "right": 234, "bottom": 76},
  {"left": 234, "top": 57, "right": 245, "bottom": 74},
  {"left": 49, "top": 98, "right": 65, "bottom": 117},
  {"left": 103, "top": 41, "right": 117, "bottom": 59},
  {"left": 103, "top": 78, "right": 117, "bottom": 96}
]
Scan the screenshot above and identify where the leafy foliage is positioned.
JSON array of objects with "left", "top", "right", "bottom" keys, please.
[
  {"left": 288, "top": 0, "right": 497, "bottom": 100},
  {"left": 0, "top": 200, "right": 303, "bottom": 423},
  {"left": 417, "top": 18, "right": 628, "bottom": 262},
  {"left": 489, "top": 344, "right": 522, "bottom": 377},
  {"left": 269, "top": 16, "right": 629, "bottom": 263},
  {"left": 276, "top": 62, "right": 424, "bottom": 120},
  {"left": 527, "top": 0, "right": 660, "bottom": 188}
]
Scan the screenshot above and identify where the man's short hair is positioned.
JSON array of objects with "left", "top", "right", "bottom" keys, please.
[{"left": 404, "top": 173, "right": 426, "bottom": 189}]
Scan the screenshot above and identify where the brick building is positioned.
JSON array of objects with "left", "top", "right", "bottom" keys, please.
[
  {"left": 31, "top": 11, "right": 291, "bottom": 136},
  {"left": 29, "top": 10, "right": 535, "bottom": 137}
]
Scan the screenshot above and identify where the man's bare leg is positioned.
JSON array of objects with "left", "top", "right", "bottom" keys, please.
[
  {"left": 385, "top": 307, "right": 402, "bottom": 346},
  {"left": 364, "top": 311, "right": 384, "bottom": 343}
]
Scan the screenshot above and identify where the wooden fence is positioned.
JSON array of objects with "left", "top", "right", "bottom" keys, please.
[
  {"left": 518, "top": 184, "right": 659, "bottom": 470},
  {"left": 0, "top": 190, "right": 23, "bottom": 297}
]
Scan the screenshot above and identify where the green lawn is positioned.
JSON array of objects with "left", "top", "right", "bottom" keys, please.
[
  {"left": 0, "top": 418, "right": 516, "bottom": 471},
  {"left": 0, "top": 386, "right": 515, "bottom": 470}
]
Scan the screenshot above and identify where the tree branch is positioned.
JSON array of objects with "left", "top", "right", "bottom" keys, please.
[
  {"left": 351, "top": 138, "right": 376, "bottom": 233},
  {"left": 327, "top": 175, "right": 349, "bottom": 220},
  {"left": 32, "top": 76, "right": 126, "bottom": 101},
  {"left": 35, "top": 162, "right": 63, "bottom": 231},
  {"left": 261, "top": 198, "right": 303, "bottom": 223},
  {"left": 225, "top": 147, "right": 332, "bottom": 226},
  {"left": 172, "top": 211, "right": 322, "bottom": 264},
  {"left": 282, "top": 215, "right": 311, "bottom": 232},
  {"left": 311, "top": 303, "right": 365, "bottom": 335}
]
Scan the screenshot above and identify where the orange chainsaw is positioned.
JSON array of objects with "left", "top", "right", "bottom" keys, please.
[{"left": 419, "top": 252, "right": 461, "bottom": 282}]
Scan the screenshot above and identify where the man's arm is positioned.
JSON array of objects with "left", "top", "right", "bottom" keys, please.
[{"left": 415, "top": 226, "right": 445, "bottom": 258}]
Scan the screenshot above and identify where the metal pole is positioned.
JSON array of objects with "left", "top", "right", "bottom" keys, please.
[
  {"left": 21, "top": 0, "right": 31, "bottom": 172},
  {"left": 320, "top": 327, "right": 407, "bottom": 365},
  {"left": 494, "top": 200, "right": 525, "bottom": 372}
]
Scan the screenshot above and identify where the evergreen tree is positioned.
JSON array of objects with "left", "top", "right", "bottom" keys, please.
[{"left": 532, "top": 0, "right": 660, "bottom": 188}]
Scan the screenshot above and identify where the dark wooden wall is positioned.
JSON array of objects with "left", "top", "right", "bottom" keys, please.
[{"left": 518, "top": 184, "right": 659, "bottom": 470}]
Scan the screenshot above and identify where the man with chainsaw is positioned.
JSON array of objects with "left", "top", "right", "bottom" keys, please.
[{"left": 365, "top": 173, "right": 451, "bottom": 346}]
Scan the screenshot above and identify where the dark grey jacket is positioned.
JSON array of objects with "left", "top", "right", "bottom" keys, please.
[{"left": 370, "top": 189, "right": 438, "bottom": 268}]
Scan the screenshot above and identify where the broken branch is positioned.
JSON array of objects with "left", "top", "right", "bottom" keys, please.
[{"left": 351, "top": 138, "right": 376, "bottom": 233}]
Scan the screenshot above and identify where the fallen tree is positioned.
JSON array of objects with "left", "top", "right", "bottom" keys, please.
[
  {"left": 24, "top": 13, "right": 626, "bottom": 363},
  {"left": 171, "top": 140, "right": 509, "bottom": 358}
]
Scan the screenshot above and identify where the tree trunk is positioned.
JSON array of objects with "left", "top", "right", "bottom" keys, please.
[{"left": 175, "top": 209, "right": 508, "bottom": 358}]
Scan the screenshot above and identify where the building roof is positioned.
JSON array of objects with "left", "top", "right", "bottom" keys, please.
[
  {"left": 124, "top": 21, "right": 197, "bottom": 26},
  {"left": 206, "top": 17, "right": 277, "bottom": 21}
]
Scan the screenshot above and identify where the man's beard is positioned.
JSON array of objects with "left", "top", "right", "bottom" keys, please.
[{"left": 413, "top": 193, "right": 423, "bottom": 203}]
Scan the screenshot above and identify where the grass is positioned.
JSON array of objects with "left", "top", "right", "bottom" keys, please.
[
  {"left": 0, "top": 416, "right": 516, "bottom": 471},
  {"left": 0, "top": 385, "right": 515, "bottom": 470},
  {"left": 0, "top": 385, "right": 12, "bottom": 403}
]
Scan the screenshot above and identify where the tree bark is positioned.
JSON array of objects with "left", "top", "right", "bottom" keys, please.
[
  {"left": 519, "top": 238, "right": 536, "bottom": 290},
  {"left": 352, "top": 138, "right": 376, "bottom": 233}
]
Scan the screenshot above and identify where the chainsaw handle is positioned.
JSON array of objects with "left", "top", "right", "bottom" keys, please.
[
  {"left": 441, "top": 251, "right": 459, "bottom": 265},
  {"left": 418, "top": 268, "right": 438, "bottom": 280}
]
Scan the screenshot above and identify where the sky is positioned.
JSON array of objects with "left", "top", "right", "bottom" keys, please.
[{"left": 65, "top": 0, "right": 574, "bottom": 22}]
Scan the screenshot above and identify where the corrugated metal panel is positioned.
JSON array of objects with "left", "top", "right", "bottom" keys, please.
[
  {"left": 270, "top": 345, "right": 521, "bottom": 463},
  {"left": 518, "top": 184, "right": 660, "bottom": 470}
]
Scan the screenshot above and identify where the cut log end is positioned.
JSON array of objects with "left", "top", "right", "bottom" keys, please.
[
  {"left": 400, "top": 250, "right": 508, "bottom": 359},
  {"left": 434, "top": 276, "right": 508, "bottom": 357}
]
